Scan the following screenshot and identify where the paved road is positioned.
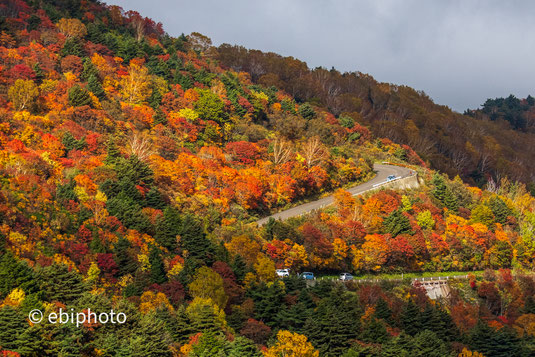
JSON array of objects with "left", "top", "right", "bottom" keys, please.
[{"left": 257, "top": 163, "right": 413, "bottom": 225}]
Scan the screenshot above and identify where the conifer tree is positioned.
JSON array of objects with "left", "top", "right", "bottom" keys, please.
[
  {"left": 384, "top": 209, "right": 412, "bottom": 237},
  {"left": 38, "top": 264, "right": 86, "bottom": 304},
  {"left": 0, "top": 306, "right": 27, "bottom": 351},
  {"left": 87, "top": 74, "right": 105, "bottom": 99},
  {"left": 401, "top": 300, "right": 422, "bottom": 336},
  {"left": 149, "top": 246, "right": 167, "bottom": 284},
  {"left": 68, "top": 85, "right": 92, "bottom": 107},
  {"left": 155, "top": 207, "right": 181, "bottom": 251}
]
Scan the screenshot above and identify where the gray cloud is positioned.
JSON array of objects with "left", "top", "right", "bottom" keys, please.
[{"left": 110, "top": 0, "right": 535, "bottom": 112}]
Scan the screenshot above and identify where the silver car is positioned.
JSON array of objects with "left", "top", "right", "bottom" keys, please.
[
  {"left": 276, "top": 269, "right": 290, "bottom": 277},
  {"left": 339, "top": 273, "right": 354, "bottom": 281}
]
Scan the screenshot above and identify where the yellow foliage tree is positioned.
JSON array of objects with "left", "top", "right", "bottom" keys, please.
[
  {"left": 8, "top": 79, "right": 38, "bottom": 111},
  {"left": 254, "top": 253, "right": 277, "bottom": 283},
  {"left": 264, "top": 330, "right": 319, "bottom": 357},
  {"left": 119, "top": 62, "right": 151, "bottom": 104},
  {"left": 139, "top": 291, "right": 173, "bottom": 314},
  {"left": 56, "top": 18, "right": 87, "bottom": 38},
  {"left": 2, "top": 288, "right": 25, "bottom": 307},
  {"left": 188, "top": 266, "right": 228, "bottom": 308}
]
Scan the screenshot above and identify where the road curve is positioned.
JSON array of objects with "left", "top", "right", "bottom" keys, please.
[{"left": 257, "top": 163, "right": 413, "bottom": 225}]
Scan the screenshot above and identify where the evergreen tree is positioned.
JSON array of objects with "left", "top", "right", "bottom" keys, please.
[
  {"left": 361, "top": 317, "right": 389, "bottom": 343},
  {"left": 180, "top": 215, "right": 214, "bottom": 264},
  {"left": 0, "top": 252, "right": 37, "bottom": 297},
  {"left": 375, "top": 297, "right": 393, "bottom": 325},
  {"left": 225, "top": 336, "right": 262, "bottom": 357},
  {"left": 432, "top": 173, "right": 447, "bottom": 204},
  {"left": 0, "top": 306, "right": 27, "bottom": 351},
  {"left": 163, "top": 306, "right": 195, "bottom": 345},
  {"left": 38, "top": 264, "right": 86, "bottom": 304},
  {"left": 249, "top": 282, "right": 286, "bottom": 327},
  {"left": 114, "top": 237, "right": 137, "bottom": 276},
  {"left": 33, "top": 63, "right": 45, "bottom": 84},
  {"left": 412, "top": 330, "right": 449, "bottom": 357},
  {"left": 304, "top": 287, "right": 362, "bottom": 356},
  {"left": 383, "top": 209, "right": 412, "bottom": 237},
  {"left": 488, "top": 197, "right": 512, "bottom": 224},
  {"left": 105, "top": 137, "right": 121, "bottom": 165},
  {"left": 443, "top": 187, "right": 459, "bottom": 211},
  {"left": 149, "top": 86, "right": 162, "bottom": 109},
  {"left": 154, "top": 207, "right": 181, "bottom": 251},
  {"left": 68, "top": 85, "right": 92, "bottom": 107},
  {"left": 231, "top": 254, "right": 247, "bottom": 284},
  {"left": 381, "top": 332, "right": 414, "bottom": 357},
  {"left": 81, "top": 57, "right": 99, "bottom": 81},
  {"left": 149, "top": 246, "right": 167, "bottom": 284},
  {"left": 87, "top": 74, "right": 105, "bottom": 99},
  {"left": 524, "top": 295, "right": 535, "bottom": 314},
  {"left": 146, "top": 187, "right": 166, "bottom": 210},
  {"left": 61, "top": 38, "right": 84, "bottom": 57},
  {"left": 298, "top": 102, "right": 316, "bottom": 119},
  {"left": 153, "top": 108, "right": 167, "bottom": 125},
  {"left": 401, "top": 300, "right": 422, "bottom": 336},
  {"left": 128, "top": 313, "right": 172, "bottom": 356}
]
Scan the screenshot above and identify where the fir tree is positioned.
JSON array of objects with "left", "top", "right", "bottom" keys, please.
[
  {"left": 81, "top": 57, "right": 99, "bottom": 81},
  {"left": 68, "top": 85, "right": 92, "bottom": 107},
  {"left": 61, "top": 38, "right": 84, "bottom": 57},
  {"left": 401, "top": 300, "right": 422, "bottom": 336},
  {"left": 114, "top": 237, "right": 137, "bottom": 276},
  {"left": 149, "top": 246, "right": 167, "bottom": 285},
  {"left": 304, "top": 287, "right": 362, "bottom": 356},
  {"left": 128, "top": 313, "right": 172, "bottom": 356},
  {"left": 0, "top": 306, "right": 27, "bottom": 351},
  {"left": 412, "top": 330, "right": 449, "bottom": 357},
  {"left": 180, "top": 215, "right": 214, "bottom": 264},
  {"left": 383, "top": 209, "right": 412, "bottom": 237},
  {"left": 231, "top": 254, "right": 247, "bottom": 284},
  {"left": 225, "top": 336, "right": 262, "bottom": 357},
  {"left": 154, "top": 207, "right": 181, "bottom": 251},
  {"left": 361, "top": 317, "right": 389, "bottom": 343},
  {"left": 38, "top": 264, "right": 87, "bottom": 304},
  {"left": 0, "top": 252, "right": 38, "bottom": 297},
  {"left": 375, "top": 297, "right": 393, "bottom": 325},
  {"left": 105, "top": 137, "right": 121, "bottom": 165},
  {"left": 87, "top": 74, "right": 105, "bottom": 99}
]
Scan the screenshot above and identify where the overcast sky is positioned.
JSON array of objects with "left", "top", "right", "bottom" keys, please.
[{"left": 110, "top": 0, "right": 535, "bottom": 112}]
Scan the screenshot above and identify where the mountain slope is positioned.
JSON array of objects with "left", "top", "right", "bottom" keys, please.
[{"left": 217, "top": 45, "right": 535, "bottom": 188}]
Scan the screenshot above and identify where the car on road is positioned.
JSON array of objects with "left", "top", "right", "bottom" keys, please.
[
  {"left": 386, "top": 175, "right": 397, "bottom": 181},
  {"left": 339, "top": 273, "right": 353, "bottom": 281},
  {"left": 299, "top": 272, "right": 315, "bottom": 280},
  {"left": 276, "top": 269, "right": 290, "bottom": 277}
]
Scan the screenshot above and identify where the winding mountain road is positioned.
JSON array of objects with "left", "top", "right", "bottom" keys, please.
[{"left": 257, "top": 163, "right": 413, "bottom": 225}]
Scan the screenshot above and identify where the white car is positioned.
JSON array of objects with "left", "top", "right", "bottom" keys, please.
[
  {"left": 276, "top": 269, "right": 290, "bottom": 277},
  {"left": 339, "top": 273, "right": 354, "bottom": 281}
]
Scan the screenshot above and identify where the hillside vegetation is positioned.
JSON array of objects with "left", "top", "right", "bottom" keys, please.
[{"left": 0, "top": 0, "right": 534, "bottom": 356}]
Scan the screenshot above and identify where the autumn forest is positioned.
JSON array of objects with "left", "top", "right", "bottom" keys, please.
[{"left": 0, "top": 0, "right": 534, "bottom": 356}]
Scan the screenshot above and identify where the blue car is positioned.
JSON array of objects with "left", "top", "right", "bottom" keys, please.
[
  {"left": 387, "top": 175, "right": 397, "bottom": 181},
  {"left": 300, "top": 272, "right": 315, "bottom": 280}
]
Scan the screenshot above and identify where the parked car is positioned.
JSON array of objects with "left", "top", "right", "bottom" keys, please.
[
  {"left": 339, "top": 273, "right": 354, "bottom": 281},
  {"left": 276, "top": 269, "right": 290, "bottom": 277},
  {"left": 387, "top": 175, "right": 397, "bottom": 181},
  {"left": 300, "top": 272, "right": 315, "bottom": 280}
]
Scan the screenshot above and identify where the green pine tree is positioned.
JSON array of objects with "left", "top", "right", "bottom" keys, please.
[
  {"left": 401, "top": 300, "right": 422, "bottom": 336},
  {"left": 0, "top": 306, "right": 27, "bottom": 351},
  {"left": 87, "top": 74, "right": 105, "bottom": 99},
  {"left": 383, "top": 210, "right": 412, "bottom": 237},
  {"left": 149, "top": 246, "right": 167, "bottom": 284},
  {"left": 37, "top": 264, "right": 87, "bottom": 304},
  {"left": 68, "top": 85, "right": 92, "bottom": 107}
]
